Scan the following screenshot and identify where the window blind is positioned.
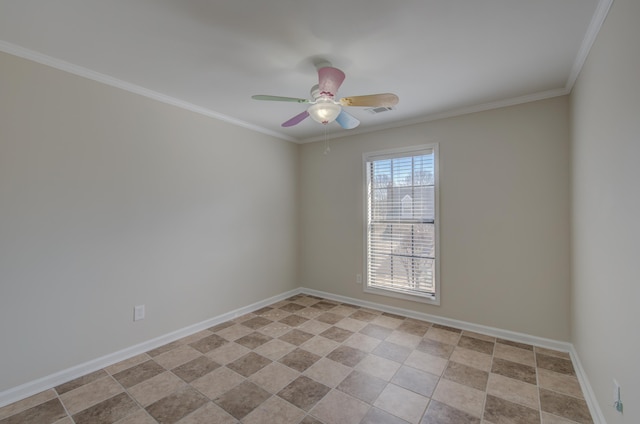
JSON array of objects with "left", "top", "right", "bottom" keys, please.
[{"left": 365, "top": 147, "right": 437, "bottom": 299}]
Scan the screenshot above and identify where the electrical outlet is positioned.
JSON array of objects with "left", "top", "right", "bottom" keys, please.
[
  {"left": 356, "top": 274, "right": 362, "bottom": 284},
  {"left": 134, "top": 305, "right": 145, "bottom": 321}
]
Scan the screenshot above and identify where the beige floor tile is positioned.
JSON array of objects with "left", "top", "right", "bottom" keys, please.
[
  {"left": 391, "top": 365, "right": 439, "bottom": 398},
  {"left": 112, "top": 360, "right": 165, "bottom": 389},
  {"left": 55, "top": 370, "right": 109, "bottom": 395},
  {"left": 372, "top": 315, "right": 404, "bottom": 329},
  {"left": 297, "top": 307, "right": 324, "bottom": 319},
  {"left": 1, "top": 295, "right": 595, "bottom": 424},
  {"left": 355, "top": 354, "right": 401, "bottom": 381},
  {"left": 405, "top": 350, "right": 448, "bottom": 376},
  {"left": 253, "top": 338, "right": 296, "bottom": 360},
  {"left": 373, "top": 383, "right": 429, "bottom": 423},
  {"left": 422, "top": 399, "right": 481, "bottom": 424},
  {"left": 537, "top": 368, "right": 584, "bottom": 399},
  {"left": 216, "top": 323, "right": 254, "bottom": 341},
  {"left": 176, "top": 402, "right": 236, "bottom": 424},
  {"left": 486, "top": 373, "right": 539, "bottom": 409},
  {"left": 536, "top": 354, "right": 576, "bottom": 376},
  {"left": 127, "top": 371, "right": 186, "bottom": 407},
  {"left": 277, "top": 376, "right": 331, "bottom": 412},
  {"left": 335, "top": 317, "right": 368, "bottom": 332},
  {"left": 337, "top": 370, "right": 387, "bottom": 404},
  {"left": 535, "top": 347, "right": 571, "bottom": 360},
  {"left": 214, "top": 381, "right": 270, "bottom": 420},
  {"left": 0, "top": 389, "right": 57, "bottom": 420},
  {"left": 425, "top": 327, "right": 461, "bottom": 345},
  {"left": 145, "top": 386, "right": 208, "bottom": 424},
  {"left": 539, "top": 388, "right": 591, "bottom": 424},
  {"left": 114, "top": 408, "right": 157, "bottom": 424},
  {"left": 310, "top": 390, "right": 370, "bottom": 424},
  {"left": 541, "top": 411, "right": 582, "bottom": 423},
  {"left": 443, "top": 361, "right": 489, "bottom": 391},
  {"left": 494, "top": 343, "right": 536, "bottom": 367},
  {"left": 301, "top": 336, "right": 340, "bottom": 356},
  {"left": 233, "top": 313, "right": 258, "bottom": 324},
  {"left": 153, "top": 345, "right": 203, "bottom": 370},
  {"left": 491, "top": 357, "right": 537, "bottom": 385},
  {"left": 204, "top": 342, "right": 251, "bottom": 364},
  {"left": 243, "top": 395, "right": 305, "bottom": 424},
  {"left": 73, "top": 393, "right": 139, "bottom": 424},
  {"left": 342, "top": 332, "right": 382, "bottom": 352},
  {"left": 249, "top": 362, "right": 300, "bottom": 393},
  {"left": 450, "top": 346, "right": 493, "bottom": 372},
  {"left": 432, "top": 379, "right": 485, "bottom": 418},
  {"left": 304, "top": 357, "right": 352, "bottom": 387},
  {"left": 484, "top": 394, "right": 540, "bottom": 424},
  {"left": 386, "top": 331, "right": 422, "bottom": 349},
  {"left": 190, "top": 367, "right": 245, "bottom": 400},
  {"left": 331, "top": 305, "right": 359, "bottom": 316},
  {"left": 176, "top": 330, "right": 213, "bottom": 346},
  {"left": 258, "top": 321, "right": 294, "bottom": 338},
  {"left": 457, "top": 335, "right": 495, "bottom": 356},
  {"left": 297, "top": 319, "right": 332, "bottom": 335},
  {"left": 461, "top": 331, "right": 496, "bottom": 343},
  {"left": 59, "top": 376, "right": 123, "bottom": 414},
  {"left": 1, "top": 398, "right": 67, "bottom": 424}
]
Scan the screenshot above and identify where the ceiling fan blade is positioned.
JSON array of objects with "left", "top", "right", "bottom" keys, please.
[
  {"left": 335, "top": 110, "right": 360, "bottom": 129},
  {"left": 282, "top": 110, "right": 310, "bottom": 127},
  {"left": 252, "top": 95, "right": 309, "bottom": 103},
  {"left": 318, "top": 67, "right": 346, "bottom": 98},
  {"left": 339, "top": 93, "right": 399, "bottom": 107}
]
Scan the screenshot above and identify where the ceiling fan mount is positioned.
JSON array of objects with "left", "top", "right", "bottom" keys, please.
[{"left": 252, "top": 62, "right": 398, "bottom": 130}]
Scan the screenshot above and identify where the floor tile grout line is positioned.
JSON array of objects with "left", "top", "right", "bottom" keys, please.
[{"left": 1, "top": 294, "right": 591, "bottom": 424}]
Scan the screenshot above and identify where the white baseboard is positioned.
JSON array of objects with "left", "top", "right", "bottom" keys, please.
[
  {"left": 301, "top": 288, "right": 572, "bottom": 352},
  {"left": 0, "top": 286, "right": 605, "bottom": 424},
  {"left": 301, "top": 287, "right": 605, "bottom": 424},
  {"left": 0, "top": 287, "right": 303, "bottom": 408},
  {"left": 568, "top": 346, "right": 606, "bottom": 424}
]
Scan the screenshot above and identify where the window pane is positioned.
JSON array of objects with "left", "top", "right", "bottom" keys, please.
[{"left": 366, "top": 147, "right": 437, "bottom": 300}]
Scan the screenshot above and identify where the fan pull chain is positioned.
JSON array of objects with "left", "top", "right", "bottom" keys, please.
[{"left": 323, "top": 126, "right": 330, "bottom": 155}]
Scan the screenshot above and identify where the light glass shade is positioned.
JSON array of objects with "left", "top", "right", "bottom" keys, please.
[{"left": 307, "top": 99, "right": 342, "bottom": 124}]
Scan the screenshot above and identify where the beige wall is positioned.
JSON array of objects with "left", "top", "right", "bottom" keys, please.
[
  {"left": 571, "top": 0, "right": 640, "bottom": 421},
  {"left": 0, "top": 52, "right": 299, "bottom": 391},
  {"left": 300, "top": 96, "right": 571, "bottom": 340}
]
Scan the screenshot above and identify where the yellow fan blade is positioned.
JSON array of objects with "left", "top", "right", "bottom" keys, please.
[{"left": 339, "top": 93, "right": 399, "bottom": 107}]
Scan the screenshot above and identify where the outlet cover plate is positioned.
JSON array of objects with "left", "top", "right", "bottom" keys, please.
[{"left": 134, "top": 305, "right": 145, "bottom": 321}]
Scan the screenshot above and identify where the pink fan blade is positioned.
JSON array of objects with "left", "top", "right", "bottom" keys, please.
[
  {"left": 282, "top": 110, "right": 310, "bottom": 127},
  {"left": 318, "top": 67, "right": 346, "bottom": 98}
]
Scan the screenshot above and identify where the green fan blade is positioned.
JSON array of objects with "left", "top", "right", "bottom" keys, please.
[{"left": 252, "top": 95, "right": 309, "bottom": 103}]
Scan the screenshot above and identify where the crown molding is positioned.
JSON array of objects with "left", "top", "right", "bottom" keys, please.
[
  {"left": 565, "top": 0, "right": 615, "bottom": 91},
  {"left": 301, "top": 87, "right": 569, "bottom": 144},
  {"left": 0, "top": 0, "right": 613, "bottom": 145},
  {"left": 0, "top": 40, "right": 296, "bottom": 143}
]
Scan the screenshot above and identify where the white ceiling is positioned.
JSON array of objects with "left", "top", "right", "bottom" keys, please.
[{"left": 0, "top": 0, "right": 609, "bottom": 143}]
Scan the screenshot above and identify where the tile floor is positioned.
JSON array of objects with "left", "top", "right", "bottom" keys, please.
[{"left": 0, "top": 294, "right": 594, "bottom": 424}]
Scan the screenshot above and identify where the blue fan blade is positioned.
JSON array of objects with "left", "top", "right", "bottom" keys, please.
[{"left": 335, "top": 110, "right": 360, "bottom": 129}]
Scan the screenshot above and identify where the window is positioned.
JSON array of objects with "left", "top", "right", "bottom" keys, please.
[{"left": 364, "top": 145, "right": 439, "bottom": 304}]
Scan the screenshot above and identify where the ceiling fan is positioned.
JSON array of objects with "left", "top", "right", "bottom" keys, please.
[{"left": 252, "top": 64, "right": 399, "bottom": 129}]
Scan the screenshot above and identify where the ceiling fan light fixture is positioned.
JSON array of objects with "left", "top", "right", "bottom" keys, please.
[{"left": 307, "top": 99, "right": 341, "bottom": 124}]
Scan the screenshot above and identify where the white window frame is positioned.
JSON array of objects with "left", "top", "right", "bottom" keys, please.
[{"left": 363, "top": 144, "right": 440, "bottom": 305}]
